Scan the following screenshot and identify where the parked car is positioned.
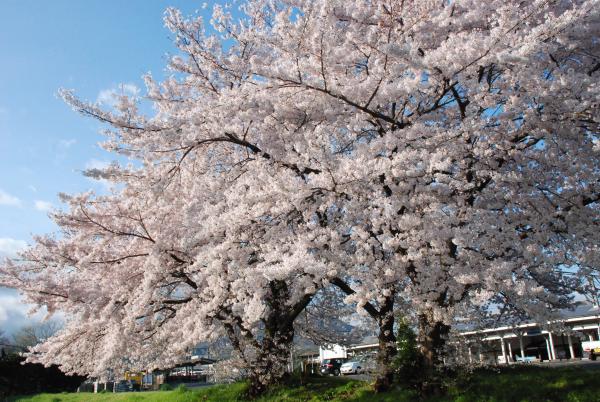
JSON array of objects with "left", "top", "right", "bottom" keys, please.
[
  {"left": 343, "top": 354, "right": 377, "bottom": 374},
  {"left": 582, "top": 340, "right": 600, "bottom": 360},
  {"left": 340, "top": 361, "right": 364, "bottom": 375},
  {"left": 114, "top": 380, "right": 135, "bottom": 392},
  {"left": 320, "top": 358, "right": 346, "bottom": 376}
]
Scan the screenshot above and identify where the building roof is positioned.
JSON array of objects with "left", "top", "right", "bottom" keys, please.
[{"left": 459, "top": 302, "right": 600, "bottom": 336}]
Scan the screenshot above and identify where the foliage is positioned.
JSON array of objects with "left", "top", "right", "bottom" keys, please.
[
  {"left": 0, "top": 354, "right": 84, "bottom": 399},
  {"left": 391, "top": 316, "right": 422, "bottom": 389},
  {"left": 159, "top": 384, "right": 173, "bottom": 391}
]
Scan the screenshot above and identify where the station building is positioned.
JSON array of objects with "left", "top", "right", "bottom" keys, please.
[
  {"left": 299, "top": 304, "right": 600, "bottom": 370},
  {"left": 457, "top": 304, "right": 600, "bottom": 364}
]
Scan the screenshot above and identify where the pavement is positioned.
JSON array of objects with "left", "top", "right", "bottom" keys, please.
[{"left": 342, "top": 373, "right": 373, "bottom": 381}]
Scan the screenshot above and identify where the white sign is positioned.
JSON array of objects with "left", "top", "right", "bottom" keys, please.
[{"left": 319, "top": 344, "right": 347, "bottom": 361}]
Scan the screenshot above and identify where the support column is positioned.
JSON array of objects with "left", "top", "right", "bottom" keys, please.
[
  {"left": 568, "top": 334, "right": 575, "bottom": 359},
  {"left": 479, "top": 350, "right": 484, "bottom": 363},
  {"left": 549, "top": 333, "right": 557, "bottom": 360},
  {"left": 508, "top": 341, "right": 513, "bottom": 363},
  {"left": 519, "top": 335, "right": 525, "bottom": 359},
  {"left": 545, "top": 337, "right": 552, "bottom": 361},
  {"left": 468, "top": 346, "right": 473, "bottom": 364},
  {"left": 500, "top": 337, "right": 507, "bottom": 364}
]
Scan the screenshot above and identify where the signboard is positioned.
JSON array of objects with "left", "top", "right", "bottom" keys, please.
[{"left": 319, "top": 344, "right": 347, "bottom": 361}]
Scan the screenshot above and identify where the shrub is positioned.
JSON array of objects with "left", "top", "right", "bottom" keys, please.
[
  {"left": 159, "top": 383, "right": 173, "bottom": 391},
  {"left": 392, "top": 316, "right": 423, "bottom": 389}
]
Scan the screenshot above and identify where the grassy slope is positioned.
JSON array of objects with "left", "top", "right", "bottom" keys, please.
[{"left": 12, "top": 366, "right": 600, "bottom": 402}]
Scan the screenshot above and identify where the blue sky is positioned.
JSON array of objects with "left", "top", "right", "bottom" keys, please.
[{"left": 0, "top": 0, "right": 220, "bottom": 336}]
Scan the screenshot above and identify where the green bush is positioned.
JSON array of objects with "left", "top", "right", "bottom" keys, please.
[
  {"left": 391, "top": 315, "right": 423, "bottom": 389},
  {"left": 174, "top": 384, "right": 188, "bottom": 393},
  {"left": 159, "top": 383, "right": 173, "bottom": 391}
]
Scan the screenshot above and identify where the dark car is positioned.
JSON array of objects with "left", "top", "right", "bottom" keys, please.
[
  {"left": 320, "top": 358, "right": 346, "bottom": 376},
  {"left": 114, "top": 380, "right": 136, "bottom": 392}
]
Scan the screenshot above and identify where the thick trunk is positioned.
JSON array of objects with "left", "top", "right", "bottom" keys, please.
[
  {"left": 417, "top": 311, "right": 450, "bottom": 396},
  {"left": 373, "top": 295, "right": 396, "bottom": 393},
  {"left": 246, "top": 323, "right": 294, "bottom": 398},
  {"left": 329, "top": 278, "right": 397, "bottom": 392},
  {"left": 246, "top": 280, "right": 302, "bottom": 398}
]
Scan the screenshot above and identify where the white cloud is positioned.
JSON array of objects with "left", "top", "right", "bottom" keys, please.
[
  {"left": 85, "top": 158, "right": 110, "bottom": 171},
  {"left": 0, "top": 290, "right": 28, "bottom": 324},
  {"left": 0, "top": 189, "right": 21, "bottom": 207},
  {"left": 0, "top": 243, "right": 58, "bottom": 337},
  {"left": 28, "top": 185, "right": 37, "bottom": 193},
  {"left": 53, "top": 138, "right": 78, "bottom": 165},
  {"left": 59, "top": 138, "right": 76, "bottom": 148},
  {"left": 34, "top": 200, "right": 53, "bottom": 212},
  {"left": 97, "top": 83, "right": 139, "bottom": 107},
  {"left": 0, "top": 238, "right": 27, "bottom": 258},
  {"left": 0, "top": 288, "right": 56, "bottom": 336}
]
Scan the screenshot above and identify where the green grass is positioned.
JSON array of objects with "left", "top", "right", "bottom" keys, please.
[
  {"left": 254, "top": 375, "right": 415, "bottom": 402},
  {"left": 441, "top": 365, "right": 600, "bottom": 402},
  {"left": 10, "top": 366, "right": 600, "bottom": 402}
]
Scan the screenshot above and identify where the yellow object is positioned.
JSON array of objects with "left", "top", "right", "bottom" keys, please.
[{"left": 124, "top": 371, "right": 143, "bottom": 384}]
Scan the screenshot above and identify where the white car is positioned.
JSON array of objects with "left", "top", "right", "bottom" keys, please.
[{"left": 340, "top": 361, "right": 364, "bottom": 375}]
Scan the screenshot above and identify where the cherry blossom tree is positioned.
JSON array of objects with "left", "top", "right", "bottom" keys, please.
[
  {"left": 1, "top": 168, "right": 328, "bottom": 395},
  {"left": 1, "top": 0, "right": 599, "bottom": 397}
]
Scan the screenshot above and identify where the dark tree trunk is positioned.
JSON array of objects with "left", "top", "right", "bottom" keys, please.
[
  {"left": 373, "top": 295, "right": 397, "bottom": 393},
  {"left": 246, "top": 322, "right": 294, "bottom": 398},
  {"left": 245, "top": 279, "right": 311, "bottom": 398},
  {"left": 330, "top": 278, "right": 398, "bottom": 393},
  {"left": 417, "top": 311, "right": 450, "bottom": 396}
]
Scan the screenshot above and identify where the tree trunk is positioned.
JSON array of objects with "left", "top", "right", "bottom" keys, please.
[
  {"left": 373, "top": 295, "right": 396, "bottom": 393},
  {"left": 417, "top": 311, "right": 450, "bottom": 396},
  {"left": 329, "top": 278, "right": 398, "bottom": 392},
  {"left": 246, "top": 280, "right": 299, "bottom": 398},
  {"left": 246, "top": 323, "right": 294, "bottom": 398}
]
